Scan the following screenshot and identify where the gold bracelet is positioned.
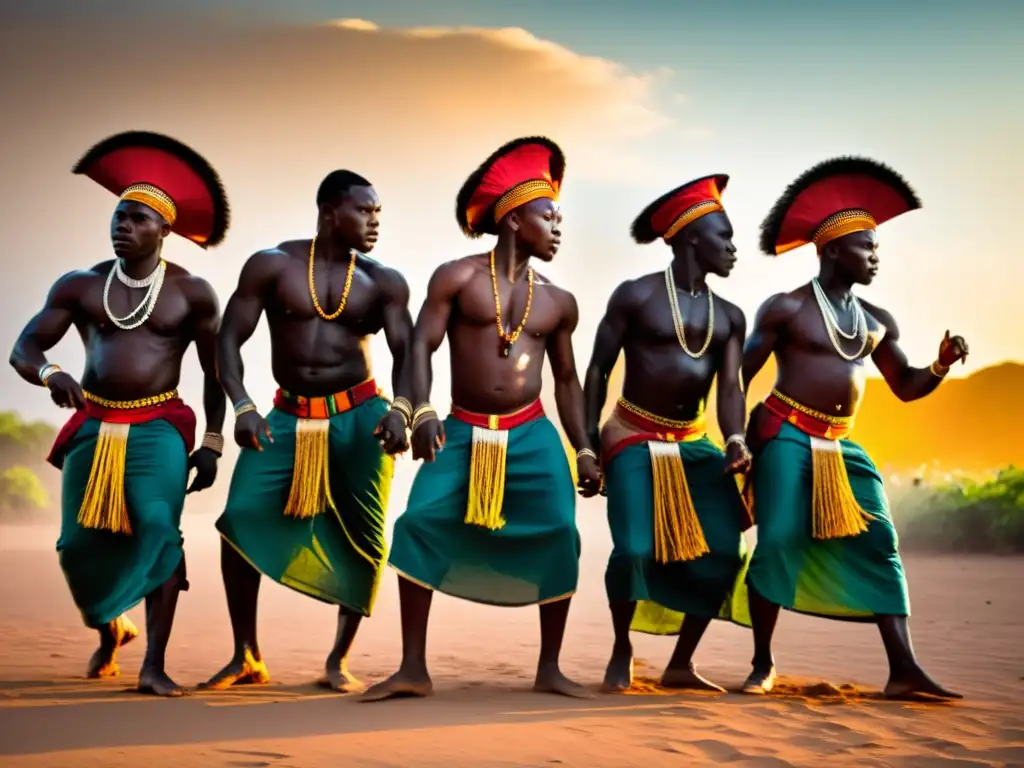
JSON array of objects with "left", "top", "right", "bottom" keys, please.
[
  {"left": 391, "top": 397, "right": 413, "bottom": 427},
  {"left": 233, "top": 398, "right": 258, "bottom": 417},
  {"left": 576, "top": 448, "right": 597, "bottom": 461},
  {"left": 411, "top": 403, "right": 438, "bottom": 432},
  {"left": 929, "top": 360, "right": 950, "bottom": 378},
  {"left": 201, "top": 432, "right": 225, "bottom": 455},
  {"left": 39, "top": 363, "right": 61, "bottom": 385}
]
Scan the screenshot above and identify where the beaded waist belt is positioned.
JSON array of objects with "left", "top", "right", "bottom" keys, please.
[
  {"left": 83, "top": 389, "right": 179, "bottom": 410},
  {"left": 273, "top": 378, "right": 380, "bottom": 419},
  {"left": 764, "top": 389, "right": 853, "bottom": 441},
  {"left": 614, "top": 398, "right": 706, "bottom": 441}
]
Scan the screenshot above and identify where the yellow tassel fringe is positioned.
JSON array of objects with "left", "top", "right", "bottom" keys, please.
[
  {"left": 78, "top": 422, "right": 132, "bottom": 535},
  {"left": 284, "top": 418, "right": 334, "bottom": 519},
  {"left": 465, "top": 426, "right": 508, "bottom": 530},
  {"left": 648, "top": 441, "right": 709, "bottom": 563},
  {"left": 809, "top": 436, "right": 874, "bottom": 539}
]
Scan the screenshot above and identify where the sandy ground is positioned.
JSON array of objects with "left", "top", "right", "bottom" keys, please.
[{"left": 0, "top": 504, "right": 1022, "bottom": 767}]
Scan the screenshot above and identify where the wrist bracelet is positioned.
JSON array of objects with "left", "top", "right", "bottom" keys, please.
[
  {"left": 929, "top": 360, "right": 949, "bottom": 378},
  {"left": 233, "top": 398, "right": 255, "bottom": 415},
  {"left": 576, "top": 448, "right": 597, "bottom": 461},
  {"left": 39, "top": 363, "right": 61, "bottom": 386},
  {"left": 411, "top": 403, "right": 438, "bottom": 432},
  {"left": 391, "top": 397, "right": 413, "bottom": 428},
  {"left": 725, "top": 433, "right": 747, "bottom": 447},
  {"left": 201, "top": 432, "right": 225, "bottom": 455}
]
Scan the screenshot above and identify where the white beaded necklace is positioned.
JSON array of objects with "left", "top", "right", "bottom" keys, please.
[
  {"left": 114, "top": 258, "right": 161, "bottom": 289},
  {"left": 811, "top": 277, "right": 868, "bottom": 361},
  {"left": 103, "top": 259, "right": 167, "bottom": 331},
  {"left": 664, "top": 266, "right": 715, "bottom": 359}
]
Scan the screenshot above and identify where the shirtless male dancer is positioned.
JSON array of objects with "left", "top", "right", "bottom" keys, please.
[
  {"left": 203, "top": 170, "right": 413, "bottom": 693},
  {"left": 361, "top": 137, "right": 602, "bottom": 702},
  {"left": 742, "top": 157, "right": 966, "bottom": 700},
  {"left": 9, "top": 131, "right": 229, "bottom": 696},
  {"left": 585, "top": 175, "right": 753, "bottom": 693}
]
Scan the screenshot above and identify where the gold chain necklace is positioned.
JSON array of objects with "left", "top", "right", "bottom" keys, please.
[
  {"left": 664, "top": 266, "right": 714, "bottom": 359},
  {"left": 489, "top": 250, "right": 534, "bottom": 356},
  {"left": 308, "top": 235, "right": 356, "bottom": 321}
]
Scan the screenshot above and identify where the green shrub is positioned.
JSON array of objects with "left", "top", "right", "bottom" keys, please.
[{"left": 893, "top": 467, "right": 1024, "bottom": 554}]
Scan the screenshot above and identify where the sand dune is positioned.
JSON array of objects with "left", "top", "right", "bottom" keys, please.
[{"left": 1, "top": 507, "right": 1022, "bottom": 767}]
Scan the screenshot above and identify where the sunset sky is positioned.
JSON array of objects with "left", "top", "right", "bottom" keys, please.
[{"left": 2, "top": 0, "right": 1022, "bottom": 437}]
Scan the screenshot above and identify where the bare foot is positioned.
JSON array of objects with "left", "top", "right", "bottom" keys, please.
[
  {"left": 87, "top": 647, "right": 119, "bottom": 680},
  {"left": 884, "top": 667, "right": 962, "bottom": 701},
  {"left": 535, "top": 663, "right": 594, "bottom": 699},
  {"left": 198, "top": 648, "right": 270, "bottom": 691},
  {"left": 662, "top": 665, "right": 726, "bottom": 693},
  {"left": 741, "top": 666, "right": 777, "bottom": 694},
  {"left": 601, "top": 649, "right": 634, "bottom": 693},
  {"left": 86, "top": 616, "right": 136, "bottom": 679},
  {"left": 359, "top": 670, "right": 433, "bottom": 702},
  {"left": 137, "top": 666, "right": 187, "bottom": 697},
  {"left": 318, "top": 659, "right": 364, "bottom": 693}
]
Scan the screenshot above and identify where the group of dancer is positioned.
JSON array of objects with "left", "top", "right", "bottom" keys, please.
[{"left": 10, "top": 131, "right": 968, "bottom": 702}]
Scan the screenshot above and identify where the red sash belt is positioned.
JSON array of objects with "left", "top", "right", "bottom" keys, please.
[
  {"left": 47, "top": 397, "right": 197, "bottom": 470},
  {"left": 762, "top": 391, "right": 854, "bottom": 441},
  {"left": 602, "top": 401, "right": 707, "bottom": 465},
  {"left": 450, "top": 399, "right": 544, "bottom": 430},
  {"left": 273, "top": 378, "right": 381, "bottom": 419}
]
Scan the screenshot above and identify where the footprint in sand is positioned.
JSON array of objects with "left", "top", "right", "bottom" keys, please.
[{"left": 217, "top": 748, "right": 290, "bottom": 767}]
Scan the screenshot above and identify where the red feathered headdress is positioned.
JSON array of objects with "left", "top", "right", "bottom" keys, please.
[
  {"left": 759, "top": 157, "right": 920, "bottom": 255},
  {"left": 631, "top": 174, "right": 729, "bottom": 244},
  {"left": 73, "top": 131, "right": 230, "bottom": 248},
  {"left": 456, "top": 137, "right": 565, "bottom": 238}
]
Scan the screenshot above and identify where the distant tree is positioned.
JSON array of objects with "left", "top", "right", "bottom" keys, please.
[
  {"left": 0, "top": 411, "right": 56, "bottom": 469},
  {"left": 0, "top": 465, "right": 49, "bottom": 521},
  {"left": 0, "top": 411, "right": 59, "bottom": 521}
]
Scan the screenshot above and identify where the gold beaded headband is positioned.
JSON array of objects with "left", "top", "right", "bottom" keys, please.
[
  {"left": 811, "top": 209, "right": 875, "bottom": 250},
  {"left": 120, "top": 183, "right": 177, "bottom": 225},
  {"left": 493, "top": 179, "right": 558, "bottom": 223},
  {"left": 662, "top": 200, "right": 724, "bottom": 242}
]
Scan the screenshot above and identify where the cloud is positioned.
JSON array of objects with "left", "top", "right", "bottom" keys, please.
[
  {"left": 2, "top": 17, "right": 683, "bottom": 187},
  {"left": 311, "top": 18, "right": 679, "bottom": 178},
  {"left": 0, "top": 17, "right": 691, "bottom": 413},
  {"left": 329, "top": 18, "right": 380, "bottom": 32}
]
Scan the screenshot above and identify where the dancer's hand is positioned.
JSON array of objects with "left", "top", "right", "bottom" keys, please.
[
  {"left": 46, "top": 371, "right": 85, "bottom": 410},
  {"left": 187, "top": 447, "right": 219, "bottom": 493},
  {"left": 724, "top": 440, "right": 752, "bottom": 475},
  {"left": 576, "top": 453, "right": 601, "bottom": 498},
  {"left": 375, "top": 409, "right": 409, "bottom": 455},
  {"left": 412, "top": 417, "right": 445, "bottom": 462},
  {"left": 235, "top": 410, "right": 272, "bottom": 451},
  {"left": 937, "top": 330, "right": 969, "bottom": 367}
]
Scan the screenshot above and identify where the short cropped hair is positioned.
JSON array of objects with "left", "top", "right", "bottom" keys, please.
[{"left": 316, "top": 170, "right": 373, "bottom": 208}]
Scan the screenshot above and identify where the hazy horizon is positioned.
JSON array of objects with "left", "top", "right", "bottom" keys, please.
[{"left": 2, "top": 6, "right": 1021, "bottom": 512}]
